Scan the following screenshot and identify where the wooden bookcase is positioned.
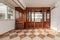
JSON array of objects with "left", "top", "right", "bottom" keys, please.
[{"left": 15, "top": 7, "right": 51, "bottom": 29}]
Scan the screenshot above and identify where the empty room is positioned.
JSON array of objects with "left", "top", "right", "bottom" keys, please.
[{"left": 0, "top": 0, "right": 60, "bottom": 40}]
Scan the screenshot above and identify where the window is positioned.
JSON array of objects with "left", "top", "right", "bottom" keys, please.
[
  {"left": 0, "top": 3, "right": 15, "bottom": 20},
  {"left": 7, "top": 7, "right": 15, "bottom": 19},
  {"left": 0, "top": 3, "right": 7, "bottom": 19}
]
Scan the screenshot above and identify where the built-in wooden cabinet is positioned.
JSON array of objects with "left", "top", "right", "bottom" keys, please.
[
  {"left": 15, "top": 7, "right": 51, "bottom": 29},
  {"left": 15, "top": 10, "right": 24, "bottom": 29}
]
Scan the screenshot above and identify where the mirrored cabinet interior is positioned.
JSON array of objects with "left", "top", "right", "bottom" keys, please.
[{"left": 15, "top": 10, "right": 24, "bottom": 29}]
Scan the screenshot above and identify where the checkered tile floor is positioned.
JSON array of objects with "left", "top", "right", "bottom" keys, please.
[{"left": 0, "top": 29, "right": 60, "bottom": 40}]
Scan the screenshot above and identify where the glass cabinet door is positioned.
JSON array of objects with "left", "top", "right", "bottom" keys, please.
[
  {"left": 44, "top": 10, "right": 50, "bottom": 28},
  {"left": 47, "top": 13, "right": 50, "bottom": 21},
  {"left": 35, "top": 12, "right": 42, "bottom": 22},
  {"left": 15, "top": 11, "right": 20, "bottom": 19},
  {"left": 27, "top": 11, "right": 32, "bottom": 22},
  {"left": 27, "top": 11, "right": 42, "bottom": 22},
  {"left": 44, "top": 12, "right": 46, "bottom": 22},
  {"left": 46, "top": 12, "right": 50, "bottom": 25},
  {"left": 32, "top": 12, "right": 34, "bottom": 22}
]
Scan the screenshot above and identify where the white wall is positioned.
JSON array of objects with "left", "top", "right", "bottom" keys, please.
[
  {"left": 0, "top": 20, "right": 15, "bottom": 35},
  {"left": 51, "top": 1, "right": 60, "bottom": 32},
  {"left": 0, "top": 0, "right": 16, "bottom": 35},
  {"left": 19, "top": 0, "right": 26, "bottom": 10}
]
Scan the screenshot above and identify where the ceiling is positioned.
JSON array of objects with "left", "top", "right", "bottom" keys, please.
[
  {"left": 0, "top": 0, "right": 58, "bottom": 8},
  {"left": 24, "top": 0, "right": 57, "bottom": 7},
  {"left": 4, "top": 0, "right": 19, "bottom": 7}
]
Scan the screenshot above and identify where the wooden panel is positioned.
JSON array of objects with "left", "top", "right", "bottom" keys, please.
[
  {"left": 25, "top": 22, "right": 34, "bottom": 29},
  {"left": 15, "top": 23, "right": 24, "bottom": 30},
  {"left": 35, "top": 22, "right": 42, "bottom": 28},
  {"left": 15, "top": 19, "right": 24, "bottom": 30},
  {"left": 25, "top": 22, "right": 42, "bottom": 29}
]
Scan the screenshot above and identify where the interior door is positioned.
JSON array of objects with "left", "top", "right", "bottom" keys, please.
[
  {"left": 34, "top": 11, "right": 42, "bottom": 28},
  {"left": 43, "top": 10, "right": 50, "bottom": 28}
]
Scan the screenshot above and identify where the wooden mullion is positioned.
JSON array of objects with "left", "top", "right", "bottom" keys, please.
[
  {"left": 34, "top": 11, "right": 35, "bottom": 29},
  {"left": 42, "top": 9, "right": 44, "bottom": 28},
  {"left": 49, "top": 9, "right": 51, "bottom": 28}
]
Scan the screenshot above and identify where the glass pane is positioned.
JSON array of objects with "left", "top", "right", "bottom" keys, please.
[
  {"left": 32, "top": 12, "right": 34, "bottom": 22},
  {"left": 19, "top": 12, "right": 22, "bottom": 18},
  {"left": 47, "top": 13, "right": 49, "bottom": 19},
  {"left": 35, "top": 12, "right": 42, "bottom": 22},
  {"left": 44, "top": 12, "right": 46, "bottom": 21},
  {"left": 27, "top": 11, "right": 31, "bottom": 22},
  {"left": 29, "top": 12, "right": 31, "bottom": 21},
  {"left": 27, "top": 12, "right": 29, "bottom": 21},
  {"left": 15, "top": 11, "right": 19, "bottom": 19}
]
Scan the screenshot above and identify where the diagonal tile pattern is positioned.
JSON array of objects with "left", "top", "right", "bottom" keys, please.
[{"left": 0, "top": 28, "right": 60, "bottom": 40}]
